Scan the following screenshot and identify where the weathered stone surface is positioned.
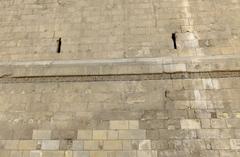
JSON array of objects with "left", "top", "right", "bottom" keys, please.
[
  {"left": 18, "top": 140, "right": 38, "bottom": 150},
  {"left": 230, "top": 139, "right": 240, "bottom": 149},
  {"left": 41, "top": 140, "right": 60, "bottom": 150},
  {"left": 71, "top": 141, "right": 84, "bottom": 150},
  {"left": 0, "top": 0, "right": 239, "bottom": 61},
  {"left": 73, "top": 151, "right": 89, "bottom": 157},
  {"left": 93, "top": 130, "right": 107, "bottom": 140},
  {"left": 103, "top": 140, "right": 122, "bottom": 150},
  {"left": 110, "top": 121, "right": 129, "bottom": 130},
  {"left": 0, "top": 0, "right": 240, "bottom": 155},
  {"left": 180, "top": 119, "right": 201, "bottom": 129},
  {"left": 119, "top": 130, "right": 146, "bottom": 140},
  {"left": 107, "top": 131, "right": 118, "bottom": 140},
  {"left": 84, "top": 141, "right": 103, "bottom": 150},
  {"left": 77, "top": 130, "right": 92, "bottom": 140},
  {"left": 32, "top": 130, "right": 51, "bottom": 140}
]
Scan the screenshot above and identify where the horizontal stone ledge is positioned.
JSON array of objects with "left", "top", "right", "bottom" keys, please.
[{"left": 0, "top": 55, "right": 239, "bottom": 78}]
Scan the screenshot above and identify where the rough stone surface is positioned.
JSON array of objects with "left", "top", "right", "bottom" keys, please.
[
  {"left": 0, "top": 0, "right": 240, "bottom": 156},
  {"left": 0, "top": 0, "right": 239, "bottom": 61},
  {"left": 0, "top": 77, "right": 239, "bottom": 156}
]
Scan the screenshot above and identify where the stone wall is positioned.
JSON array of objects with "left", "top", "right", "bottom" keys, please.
[
  {"left": 0, "top": 75, "right": 240, "bottom": 156},
  {"left": 0, "top": 0, "right": 239, "bottom": 60},
  {"left": 1, "top": 0, "right": 240, "bottom": 156}
]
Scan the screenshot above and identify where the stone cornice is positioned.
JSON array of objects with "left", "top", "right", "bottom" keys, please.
[{"left": 0, "top": 55, "right": 239, "bottom": 80}]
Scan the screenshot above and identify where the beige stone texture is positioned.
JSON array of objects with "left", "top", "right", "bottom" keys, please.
[
  {"left": 90, "top": 151, "right": 107, "bottom": 157},
  {"left": 41, "top": 140, "right": 60, "bottom": 150},
  {"left": 0, "top": 0, "right": 240, "bottom": 154},
  {"left": 92, "top": 130, "right": 107, "bottom": 140},
  {"left": 84, "top": 141, "right": 103, "bottom": 150},
  {"left": 107, "top": 131, "right": 118, "bottom": 140},
  {"left": 129, "top": 121, "right": 139, "bottom": 129},
  {"left": 32, "top": 130, "right": 51, "bottom": 140},
  {"left": 110, "top": 121, "right": 129, "bottom": 130},
  {"left": 230, "top": 139, "right": 240, "bottom": 149},
  {"left": 77, "top": 130, "right": 92, "bottom": 140},
  {"left": 119, "top": 130, "right": 146, "bottom": 140},
  {"left": 30, "top": 151, "right": 42, "bottom": 157},
  {"left": 180, "top": 119, "right": 201, "bottom": 129},
  {"left": 103, "top": 140, "right": 122, "bottom": 150},
  {"left": 18, "top": 141, "right": 38, "bottom": 150}
]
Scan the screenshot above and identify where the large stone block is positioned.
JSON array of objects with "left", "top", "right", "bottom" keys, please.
[
  {"left": 107, "top": 130, "right": 118, "bottom": 140},
  {"left": 32, "top": 130, "right": 51, "bottom": 140},
  {"left": 110, "top": 121, "right": 129, "bottom": 130},
  {"left": 4, "top": 140, "right": 19, "bottom": 150},
  {"left": 197, "top": 129, "right": 220, "bottom": 139},
  {"left": 42, "top": 151, "right": 65, "bottom": 157},
  {"left": 73, "top": 151, "right": 89, "bottom": 157},
  {"left": 137, "top": 151, "right": 157, "bottom": 157},
  {"left": 72, "top": 141, "right": 84, "bottom": 150},
  {"left": 84, "top": 141, "right": 103, "bottom": 150},
  {"left": 77, "top": 130, "right": 92, "bottom": 140},
  {"left": 93, "top": 130, "right": 107, "bottom": 140},
  {"left": 119, "top": 130, "right": 146, "bottom": 140},
  {"left": 41, "top": 140, "right": 60, "bottom": 150},
  {"left": 180, "top": 119, "right": 201, "bottom": 129},
  {"left": 30, "top": 151, "right": 42, "bottom": 157},
  {"left": 90, "top": 151, "right": 107, "bottom": 157},
  {"left": 211, "top": 139, "right": 230, "bottom": 150},
  {"left": 230, "top": 139, "right": 240, "bottom": 149},
  {"left": 103, "top": 140, "right": 122, "bottom": 150},
  {"left": 19, "top": 140, "right": 38, "bottom": 150}
]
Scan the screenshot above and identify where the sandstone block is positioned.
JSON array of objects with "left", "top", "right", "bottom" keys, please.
[
  {"left": 113, "top": 151, "right": 137, "bottom": 157},
  {"left": 107, "top": 130, "right": 118, "bottom": 140},
  {"left": 103, "top": 140, "right": 122, "bottom": 150},
  {"left": 230, "top": 139, "right": 240, "bottom": 149},
  {"left": 151, "top": 140, "right": 168, "bottom": 150},
  {"left": 119, "top": 130, "right": 146, "bottom": 139},
  {"left": 77, "top": 130, "right": 92, "bottom": 140},
  {"left": 4, "top": 140, "right": 19, "bottom": 150},
  {"left": 93, "top": 130, "right": 107, "bottom": 140},
  {"left": 211, "top": 139, "right": 230, "bottom": 150},
  {"left": 110, "top": 121, "right": 128, "bottom": 130},
  {"left": 211, "top": 119, "right": 227, "bottom": 129},
  {"left": 180, "top": 119, "right": 201, "bottom": 129},
  {"left": 32, "top": 130, "right": 51, "bottom": 140},
  {"left": 60, "top": 140, "right": 73, "bottom": 150},
  {"left": 42, "top": 151, "right": 65, "bottom": 157},
  {"left": 138, "top": 140, "right": 151, "bottom": 150},
  {"left": 137, "top": 151, "right": 157, "bottom": 157},
  {"left": 52, "top": 130, "right": 77, "bottom": 140},
  {"left": 41, "top": 140, "right": 60, "bottom": 150},
  {"left": 90, "top": 151, "right": 107, "bottom": 157},
  {"left": 129, "top": 121, "right": 139, "bottom": 129},
  {"left": 200, "top": 119, "right": 211, "bottom": 128},
  {"left": 19, "top": 140, "right": 38, "bottom": 150},
  {"left": 10, "top": 151, "right": 22, "bottom": 157},
  {"left": 64, "top": 151, "right": 73, "bottom": 157},
  {"left": 0, "top": 150, "right": 10, "bottom": 157},
  {"left": 122, "top": 140, "right": 132, "bottom": 150},
  {"left": 84, "top": 141, "right": 102, "bottom": 150},
  {"left": 197, "top": 129, "right": 220, "bottom": 139},
  {"left": 73, "top": 151, "right": 89, "bottom": 157},
  {"left": 30, "top": 151, "right": 42, "bottom": 157},
  {"left": 71, "top": 141, "right": 84, "bottom": 150}
]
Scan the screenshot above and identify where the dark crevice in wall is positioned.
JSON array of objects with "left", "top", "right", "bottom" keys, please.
[
  {"left": 57, "top": 38, "right": 62, "bottom": 53},
  {"left": 0, "top": 71, "right": 240, "bottom": 83},
  {"left": 172, "top": 33, "right": 177, "bottom": 49}
]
